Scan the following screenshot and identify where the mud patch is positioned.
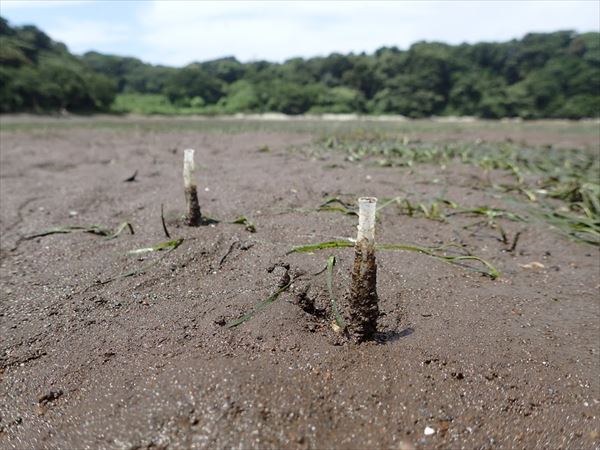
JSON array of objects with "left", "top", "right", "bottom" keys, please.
[{"left": 0, "top": 119, "right": 598, "bottom": 450}]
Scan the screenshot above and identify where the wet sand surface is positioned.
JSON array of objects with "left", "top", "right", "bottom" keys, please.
[{"left": 1, "top": 118, "right": 598, "bottom": 449}]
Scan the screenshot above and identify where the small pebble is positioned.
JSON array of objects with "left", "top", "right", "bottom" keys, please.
[{"left": 424, "top": 426, "right": 435, "bottom": 436}]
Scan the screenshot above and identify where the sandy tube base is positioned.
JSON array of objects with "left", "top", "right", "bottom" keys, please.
[
  {"left": 347, "top": 240, "right": 379, "bottom": 341},
  {"left": 184, "top": 185, "right": 202, "bottom": 226}
]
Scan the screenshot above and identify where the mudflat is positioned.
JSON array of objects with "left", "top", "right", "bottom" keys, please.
[{"left": 1, "top": 117, "right": 598, "bottom": 449}]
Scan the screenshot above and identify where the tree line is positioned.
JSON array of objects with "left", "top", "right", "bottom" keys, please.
[
  {"left": 0, "top": 17, "right": 116, "bottom": 113},
  {"left": 1, "top": 16, "right": 598, "bottom": 118}
]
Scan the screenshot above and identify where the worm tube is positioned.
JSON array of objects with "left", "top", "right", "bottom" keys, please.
[
  {"left": 183, "top": 149, "right": 202, "bottom": 226},
  {"left": 347, "top": 197, "right": 379, "bottom": 342}
]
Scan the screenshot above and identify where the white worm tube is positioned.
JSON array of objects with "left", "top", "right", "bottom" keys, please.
[
  {"left": 356, "top": 197, "right": 377, "bottom": 244},
  {"left": 347, "top": 196, "right": 379, "bottom": 342},
  {"left": 182, "top": 148, "right": 201, "bottom": 226},
  {"left": 183, "top": 149, "right": 196, "bottom": 189}
]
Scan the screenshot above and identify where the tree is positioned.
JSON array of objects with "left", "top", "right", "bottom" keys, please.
[
  {"left": 1, "top": 15, "right": 599, "bottom": 118},
  {"left": 0, "top": 18, "right": 116, "bottom": 113},
  {"left": 163, "top": 65, "right": 224, "bottom": 105}
]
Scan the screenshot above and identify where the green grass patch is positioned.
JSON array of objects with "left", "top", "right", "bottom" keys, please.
[
  {"left": 112, "top": 93, "right": 218, "bottom": 116},
  {"left": 313, "top": 131, "right": 599, "bottom": 245}
]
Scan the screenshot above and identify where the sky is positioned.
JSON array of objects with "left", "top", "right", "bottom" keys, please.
[{"left": 1, "top": 0, "right": 599, "bottom": 67}]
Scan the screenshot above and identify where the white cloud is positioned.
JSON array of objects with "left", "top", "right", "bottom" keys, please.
[
  {"left": 46, "top": 20, "right": 131, "bottom": 53},
  {"left": 134, "top": 0, "right": 600, "bottom": 66},
  {"left": 1, "top": 0, "right": 88, "bottom": 9},
  {"left": 3, "top": 0, "right": 598, "bottom": 65}
]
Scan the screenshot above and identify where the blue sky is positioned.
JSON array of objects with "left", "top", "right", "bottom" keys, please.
[{"left": 2, "top": 1, "right": 599, "bottom": 66}]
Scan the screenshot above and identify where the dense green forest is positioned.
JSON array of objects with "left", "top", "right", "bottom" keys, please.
[
  {"left": 1, "top": 16, "right": 599, "bottom": 118},
  {"left": 0, "top": 17, "right": 116, "bottom": 113}
]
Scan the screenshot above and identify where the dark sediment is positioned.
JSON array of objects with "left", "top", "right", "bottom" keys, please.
[
  {"left": 1, "top": 120, "right": 599, "bottom": 450},
  {"left": 184, "top": 185, "right": 202, "bottom": 226},
  {"left": 346, "top": 242, "right": 379, "bottom": 342}
]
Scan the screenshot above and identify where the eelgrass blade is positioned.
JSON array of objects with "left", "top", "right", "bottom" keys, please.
[
  {"left": 376, "top": 243, "right": 499, "bottom": 279},
  {"left": 541, "top": 210, "right": 600, "bottom": 245},
  {"left": 105, "top": 222, "right": 135, "bottom": 240},
  {"left": 231, "top": 216, "right": 256, "bottom": 232},
  {"left": 288, "top": 240, "right": 354, "bottom": 254},
  {"left": 160, "top": 203, "right": 171, "bottom": 238},
  {"left": 326, "top": 255, "right": 346, "bottom": 330},
  {"left": 83, "top": 225, "right": 114, "bottom": 236},
  {"left": 25, "top": 226, "right": 84, "bottom": 239},
  {"left": 225, "top": 281, "right": 293, "bottom": 328},
  {"left": 289, "top": 240, "right": 499, "bottom": 279},
  {"left": 126, "top": 238, "right": 184, "bottom": 255},
  {"left": 91, "top": 238, "right": 184, "bottom": 288},
  {"left": 319, "top": 196, "right": 404, "bottom": 217},
  {"left": 26, "top": 222, "right": 133, "bottom": 240},
  {"left": 317, "top": 197, "right": 357, "bottom": 215},
  {"left": 318, "top": 205, "right": 357, "bottom": 215},
  {"left": 448, "top": 207, "right": 526, "bottom": 222},
  {"left": 376, "top": 196, "right": 402, "bottom": 212}
]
